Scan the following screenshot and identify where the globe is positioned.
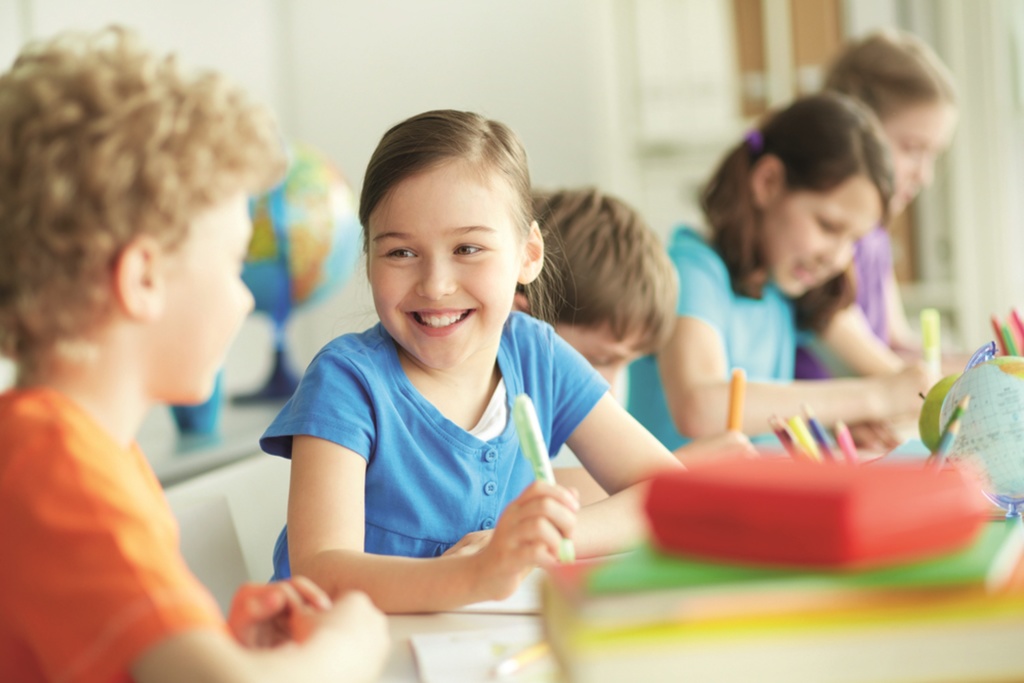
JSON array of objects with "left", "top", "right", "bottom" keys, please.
[
  {"left": 170, "top": 143, "right": 362, "bottom": 435},
  {"left": 237, "top": 143, "right": 363, "bottom": 402},
  {"left": 939, "top": 355, "right": 1024, "bottom": 517}
]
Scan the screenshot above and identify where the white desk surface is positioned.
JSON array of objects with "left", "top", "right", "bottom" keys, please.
[{"left": 380, "top": 612, "right": 540, "bottom": 682}]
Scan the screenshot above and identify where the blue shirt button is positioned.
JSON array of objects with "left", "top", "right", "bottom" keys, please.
[
  {"left": 482, "top": 517, "right": 495, "bottom": 529},
  {"left": 484, "top": 448, "right": 498, "bottom": 462},
  {"left": 484, "top": 481, "right": 498, "bottom": 495}
]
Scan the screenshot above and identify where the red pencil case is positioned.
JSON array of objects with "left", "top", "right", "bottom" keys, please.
[{"left": 644, "top": 459, "right": 987, "bottom": 569}]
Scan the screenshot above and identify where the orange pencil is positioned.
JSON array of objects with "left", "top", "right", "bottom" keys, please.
[{"left": 727, "top": 368, "right": 746, "bottom": 432}]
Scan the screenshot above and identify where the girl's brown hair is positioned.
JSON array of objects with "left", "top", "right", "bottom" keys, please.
[
  {"left": 359, "top": 109, "right": 561, "bottom": 323},
  {"left": 701, "top": 92, "right": 893, "bottom": 332},
  {"left": 825, "top": 28, "right": 957, "bottom": 119}
]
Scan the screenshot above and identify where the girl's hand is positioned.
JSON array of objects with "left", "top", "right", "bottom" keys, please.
[
  {"left": 846, "top": 420, "right": 901, "bottom": 451},
  {"left": 227, "top": 576, "right": 331, "bottom": 648},
  {"left": 886, "top": 362, "right": 933, "bottom": 417},
  {"left": 471, "top": 481, "right": 578, "bottom": 600},
  {"left": 675, "top": 430, "right": 757, "bottom": 465},
  {"left": 443, "top": 529, "right": 494, "bottom": 557}
]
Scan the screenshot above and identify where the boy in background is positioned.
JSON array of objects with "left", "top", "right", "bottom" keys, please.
[
  {"left": 0, "top": 27, "right": 387, "bottom": 683},
  {"left": 532, "top": 188, "right": 754, "bottom": 503}
]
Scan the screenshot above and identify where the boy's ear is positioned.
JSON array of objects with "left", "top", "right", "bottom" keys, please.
[
  {"left": 518, "top": 220, "right": 545, "bottom": 285},
  {"left": 749, "top": 154, "right": 786, "bottom": 208},
  {"left": 113, "top": 235, "right": 165, "bottom": 321}
]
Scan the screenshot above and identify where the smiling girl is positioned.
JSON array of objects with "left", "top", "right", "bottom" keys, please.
[
  {"left": 259, "top": 110, "right": 680, "bottom": 613},
  {"left": 795, "top": 30, "right": 962, "bottom": 449},
  {"left": 627, "top": 93, "right": 932, "bottom": 450}
]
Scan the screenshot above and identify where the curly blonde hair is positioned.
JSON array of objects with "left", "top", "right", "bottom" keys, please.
[{"left": 0, "top": 26, "right": 285, "bottom": 378}]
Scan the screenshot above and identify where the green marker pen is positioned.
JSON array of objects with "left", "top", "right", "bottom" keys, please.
[{"left": 511, "top": 394, "right": 576, "bottom": 563}]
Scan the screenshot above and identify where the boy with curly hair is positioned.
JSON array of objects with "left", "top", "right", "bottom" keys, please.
[{"left": 0, "top": 27, "right": 387, "bottom": 683}]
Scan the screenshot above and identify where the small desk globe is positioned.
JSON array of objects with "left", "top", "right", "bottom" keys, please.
[
  {"left": 939, "top": 354, "right": 1024, "bottom": 518},
  {"left": 236, "top": 143, "right": 362, "bottom": 402},
  {"left": 170, "top": 144, "right": 361, "bottom": 435}
]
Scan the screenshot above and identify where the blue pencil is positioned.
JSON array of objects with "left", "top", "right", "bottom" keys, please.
[
  {"left": 802, "top": 404, "right": 837, "bottom": 463},
  {"left": 927, "top": 395, "right": 971, "bottom": 470}
]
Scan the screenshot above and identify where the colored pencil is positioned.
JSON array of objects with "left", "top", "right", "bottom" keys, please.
[
  {"left": 920, "top": 308, "right": 942, "bottom": 377},
  {"left": 801, "top": 404, "right": 836, "bottom": 462},
  {"left": 786, "top": 414, "right": 821, "bottom": 462},
  {"left": 991, "top": 315, "right": 1008, "bottom": 355},
  {"left": 727, "top": 368, "right": 746, "bottom": 432},
  {"left": 833, "top": 421, "right": 859, "bottom": 465},
  {"left": 1010, "top": 309, "right": 1024, "bottom": 352},
  {"left": 1003, "top": 323, "right": 1020, "bottom": 357},
  {"left": 927, "top": 395, "right": 971, "bottom": 470},
  {"left": 768, "top": 415, "right": 809, "bottom": 462},
  {"left": 493, "top": 641, "right": 551, "bottom": 677}
]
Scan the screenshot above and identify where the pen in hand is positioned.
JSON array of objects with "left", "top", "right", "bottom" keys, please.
[{"left": 511, "top": 394, "right": 576, "bottom": 563}]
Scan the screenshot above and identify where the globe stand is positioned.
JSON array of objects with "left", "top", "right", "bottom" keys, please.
[
  {"left": 984, "top": 492, "right": 1024, "bottom": 521},
  {"left": 169, "top": 370, "right": 225, "bottom": 438},
  {"left": 233, "top": 316, "right": 300, "bottom": 404}
]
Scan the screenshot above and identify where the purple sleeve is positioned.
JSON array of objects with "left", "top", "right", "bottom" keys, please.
[
  {"left": 794, "top": 226, "right": 892, "bottom": 380},
  {"left": 852, "top": 226, "right": 892, "bottom": 344}
]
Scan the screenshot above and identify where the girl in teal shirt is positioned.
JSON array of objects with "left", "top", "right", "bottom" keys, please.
[{"left": 628, "top": 93, "right": 933, "bottom": 451}]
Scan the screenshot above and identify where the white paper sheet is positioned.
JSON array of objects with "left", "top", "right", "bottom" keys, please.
[{"left": 410, "top": 623, "right": 555, "bottom": 683}]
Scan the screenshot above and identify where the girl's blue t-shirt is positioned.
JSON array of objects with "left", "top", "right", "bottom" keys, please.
[
  {"left": 261, "top": 311, "right": 608, "bottom": 578},
  {"left": 627, "top": 226, "right": 796, "bottom": 450}
]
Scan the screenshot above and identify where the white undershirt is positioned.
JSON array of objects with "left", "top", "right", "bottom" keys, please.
[{"left": 469, "top": 378, "right": 508, "bottom": 441}]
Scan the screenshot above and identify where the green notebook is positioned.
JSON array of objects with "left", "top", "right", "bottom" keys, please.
[{"left": 587, "top": 519, "right": 1023, "bottom": 596}]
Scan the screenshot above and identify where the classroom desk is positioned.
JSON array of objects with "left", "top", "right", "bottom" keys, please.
[{"left": 380, "top": 611, "right": 540, "bottom": 682}]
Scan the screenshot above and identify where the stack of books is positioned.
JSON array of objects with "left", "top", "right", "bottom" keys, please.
[{"left": 541, "top": 520, "right": 1024, "bottom": 683}]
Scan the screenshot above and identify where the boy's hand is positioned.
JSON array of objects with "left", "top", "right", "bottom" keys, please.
[
  {"left": 315, "top": 590, "right": 390, "bottom": 680},
  {"left": 469, "top": 481, "right": 578, "bottom": 601},
  {"left": 227, "top": 576, "right": 330, "bottom": 647}
]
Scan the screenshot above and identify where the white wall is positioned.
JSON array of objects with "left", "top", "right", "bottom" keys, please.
[
  {"left": 4, "top": 1, "right": 1024, "bottom": 387},
  {"left": 0, "top": 0, "right": 623, "bottom": 392},
  {"left": 279, "top": 0, "right": 621, "bottom": 364}
]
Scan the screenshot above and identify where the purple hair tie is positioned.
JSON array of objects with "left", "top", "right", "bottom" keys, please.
[{"left": 744, "top": 129, "right": 764, "bottom": 154}]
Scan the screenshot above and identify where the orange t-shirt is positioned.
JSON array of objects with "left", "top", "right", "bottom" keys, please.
[{"left": 0, "top": 388, "right": 225, "bottom": 683}]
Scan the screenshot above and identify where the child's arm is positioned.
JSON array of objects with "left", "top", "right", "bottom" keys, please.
[
  {"left": 554, "top": 466, "right": 610, "bottom": 507},
  {"left": 548, "top": 429, "right": 754, "bottom": 508},
  {"left": 817, "top": 305, "right": 908, "bottom": 376},
  {"left": 564, "top": 393, "right": 682, "bottom": 557},
  {"left": 286, "top": 435, "right": 578, "bottom": 613},
  {"left": 882, "top": 266, "right": 919, "bottom": 353},
  {"left": 674, "top": 431, "right": 756, "bottom": 464},
  {"left": 658, "top": 317, "right": 932, "bottom": 440},
  {"left": 131, "top": 589, "right": 388, "bottom": 683}
]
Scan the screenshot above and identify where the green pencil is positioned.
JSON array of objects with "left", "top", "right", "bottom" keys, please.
[{"left": 512, "top": 394, "right": 576, "bottom": 563}]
